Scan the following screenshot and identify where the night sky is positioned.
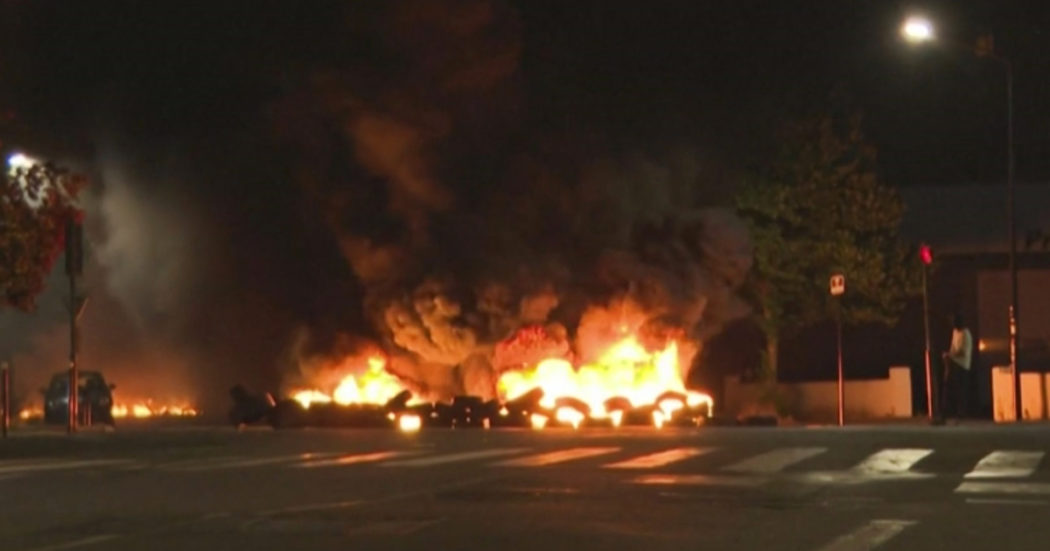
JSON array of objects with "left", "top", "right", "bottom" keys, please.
[
  {"left": 6, "top": 1, "right": 1050, "bottom": 182},
  {"left": 2, "top": 0, "right": 1049, "bottom": 406}
]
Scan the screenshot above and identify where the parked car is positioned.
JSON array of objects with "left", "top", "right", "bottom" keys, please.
[{"left": 42, "top": 371, "right": 116, "bottom": 426}]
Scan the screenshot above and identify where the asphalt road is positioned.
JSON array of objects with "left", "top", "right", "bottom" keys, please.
[{"left": 2, "top": 423, "right": 1050, "bottom": 551}]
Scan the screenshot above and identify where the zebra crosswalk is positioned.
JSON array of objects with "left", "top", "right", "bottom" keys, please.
[
  {"left": 1, "top": 446, "right": 1047, "bottom": 498},
  {"left": 604, "top": 446, "right": 710, "bottom": 469},
  {"left": 380, "top": 448, "right": 527, "bottom": 467},
  {"left": 722, "top": 446, "right": 825, "bottom": 474},
  {"left": 964, "top": 450, "right": 1044, "bottom": 479},
  {"left": 851, "top": 448, "right": 933, "bottom": 475},
  {"left": 494, "top": 447, "right": 619, "bottom": 467}
]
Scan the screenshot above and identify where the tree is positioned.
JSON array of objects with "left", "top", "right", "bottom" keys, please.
[
  {"left": 1, "top": 154, "right": 84, "bottom": 311},
  {"left": 736, "top": 113, "right": 917, "bottom": 378}
]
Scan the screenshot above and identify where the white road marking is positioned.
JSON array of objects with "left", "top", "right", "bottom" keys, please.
[
  {"left": 295, "top": 451, "right": 410, "bottom": 468},
  {"left": 955, "top": 481, "right": 1050, "bottom": 495},
  {"left": 382, "top": 448, "right": 527, "bottom": 467},
  {"left": 495, "top": 447, "right": 619, "bottom": 467},
  {"left": 0, "top": 459, "right": 135, "bottom": 474},
  {"left": 723, "top": 447, "right": 827, "bottom": 474},
  {"left": 816, "top": 519, "right": 916, "bottom": 551},
  {"left": 965, "top": 450, "right": 1044, "bottom": 479},
  {"left": 256, "top": 500, "right": 362, "bottom": 516},
  {"left": 24, "top": 534, "right": 119, "bottom": 551},
  {"left": 604, "top": 447, "right": 710, "bottom": 469},
  {"left": 965, "top": 497, "right": 1050, "bottom": 506},
  {"left": 851, "top": 449, "right": 932, "bottom": 474},
  {"left": 153, "top": 455, "right": 244, "bottom": 469},
  {"left": 168, "top": 452, "right": 339, "bottom": 472},
  {"left": 631, "top": 473, "right": 766, "bottom": 487}
]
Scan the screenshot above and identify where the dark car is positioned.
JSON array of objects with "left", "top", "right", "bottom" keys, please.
[{"left": 42, "top": 371, "right": 116, "bottom": 426}]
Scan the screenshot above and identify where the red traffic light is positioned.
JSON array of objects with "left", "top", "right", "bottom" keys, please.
[{"left": 919, "top": 244, "right": 933, "bottom": 265}]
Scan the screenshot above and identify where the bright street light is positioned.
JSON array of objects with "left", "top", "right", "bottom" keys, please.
[
  {"left": 6, "top": 152, "right": 38, "bottom": 171},
  {"left": 901, "top": 16, "right": 934, "bottom": 43}
]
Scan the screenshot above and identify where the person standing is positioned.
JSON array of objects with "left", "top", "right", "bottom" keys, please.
[{"left": 939, "top": 313, "right": 973, "bottom": 423}]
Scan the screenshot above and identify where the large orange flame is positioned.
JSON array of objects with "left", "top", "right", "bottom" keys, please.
[
  {"left": 498, "top": 334, "right": 712, "bottom": 423},
  {"left": 291, "top": 355, "right": 405, "bottom": 408}
]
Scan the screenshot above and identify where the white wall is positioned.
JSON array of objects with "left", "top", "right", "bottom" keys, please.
[
  {"left": 724, "top": 366, "right": 913, "bottom": 422},
  {"left": 991, "top": 367, "right": 1050, "bottom": 421}
]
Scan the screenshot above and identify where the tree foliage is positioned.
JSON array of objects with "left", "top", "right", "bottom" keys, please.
[
  {"left": 1, "top": 158, "right": 84, "bottom": 311},
  {"left": 736, "top": 113, "right": 918, "bottom": 373}
]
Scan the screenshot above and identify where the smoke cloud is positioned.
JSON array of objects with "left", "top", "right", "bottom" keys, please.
[
  {"left": 2, "top": 0, "right": 753, "bottom": 412},
  {"left": 278, "top": 0, "right": 754, "bottom": 401}
]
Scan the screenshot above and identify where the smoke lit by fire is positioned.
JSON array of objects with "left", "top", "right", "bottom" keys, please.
[
  {"left": 285, "top": 299, "right": 714, "bottom": 428},
  {"left": 0, "top": 1, "right": 759, "bottom": 420}
]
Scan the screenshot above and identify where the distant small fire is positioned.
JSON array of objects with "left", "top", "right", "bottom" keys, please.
[
  {"left": 15, "top": 400, "right": 198, "bottom": 422},
  {"left": 18, "top": 406, "right": 43, "bottom": 421},
  {"left": 110, "top": 401, "right": 199, "bottom": 419}
]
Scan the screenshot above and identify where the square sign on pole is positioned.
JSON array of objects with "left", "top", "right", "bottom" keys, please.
[
  {"left": 829, "top": 273, "right": 845, "bottom": 426},
  {"left": 830, "top": 274, "right": 845, "bottom": 296}
]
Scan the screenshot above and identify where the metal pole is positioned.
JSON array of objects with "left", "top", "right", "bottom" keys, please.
[
  {"left": 2, "top": 362, "right": 9, "bottom": 438},
  {"left": 922, "top": 264, "right": 933, "bottom": 419},
  {"left": 1005, "top": 61, "right": 1022, "bottom": 422},
  {"left": 837, "top": 312, "right": 844, "bottom": 426},
  {"left": 68, "top": 270, "right": 78, "bottom": 434}
]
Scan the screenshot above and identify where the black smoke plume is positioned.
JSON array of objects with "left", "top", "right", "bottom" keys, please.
[
  {"left": 277, "top": 0, "right": 753, "bottom": 400},
  {"left": 1, "top": 1, "right": 752, "bottom": 410}
]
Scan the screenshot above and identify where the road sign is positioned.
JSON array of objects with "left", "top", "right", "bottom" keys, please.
[
  {"left": 830, "top": 274, "right": 845, "bottom": 296},
  {"left": 829, "top": 273, "right": 846, "bottom": 426}
]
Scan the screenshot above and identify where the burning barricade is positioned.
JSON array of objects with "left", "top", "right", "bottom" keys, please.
[
  {"left": 495, "top": 330, "right": 713, "bottom": 429},
  {"left": 254, "top": 321, "right": 713, "bottom": 431}
]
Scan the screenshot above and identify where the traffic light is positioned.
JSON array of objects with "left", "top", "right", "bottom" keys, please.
[{"left": 919, "top": 243, "right": 933, "bottom": 265}]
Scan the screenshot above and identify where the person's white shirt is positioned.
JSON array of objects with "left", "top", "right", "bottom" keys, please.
[{"left": 948, "top": 328, "right": 973, "bottom": 370}]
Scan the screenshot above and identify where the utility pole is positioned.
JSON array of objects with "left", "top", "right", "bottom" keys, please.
[
  {"left": 1005, "top": 59, "right": 1022, "bottom": 422},
  {"left": 900, "top": 23, "right": 1021, "bottom": 421},
  {"left": 65, "top": 220, "right": 85, "bottom": 434},
  {"left": 837, "top": 312, "right": 844, "bottom": 426}
]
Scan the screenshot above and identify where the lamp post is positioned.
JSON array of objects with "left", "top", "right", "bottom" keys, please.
[{"left": 902, "top": 16, "right": 1021, "bottom": 422}]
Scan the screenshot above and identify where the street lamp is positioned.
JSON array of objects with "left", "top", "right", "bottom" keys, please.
[
  {"left": 6, "top": 152, "right": 38, "bottom": 172},
  {"left": 901, "top": 16, "right": 934, "bottom": 43},
  {"left": 902, "top": 17, "right": 1021, "bottom": 422}
]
